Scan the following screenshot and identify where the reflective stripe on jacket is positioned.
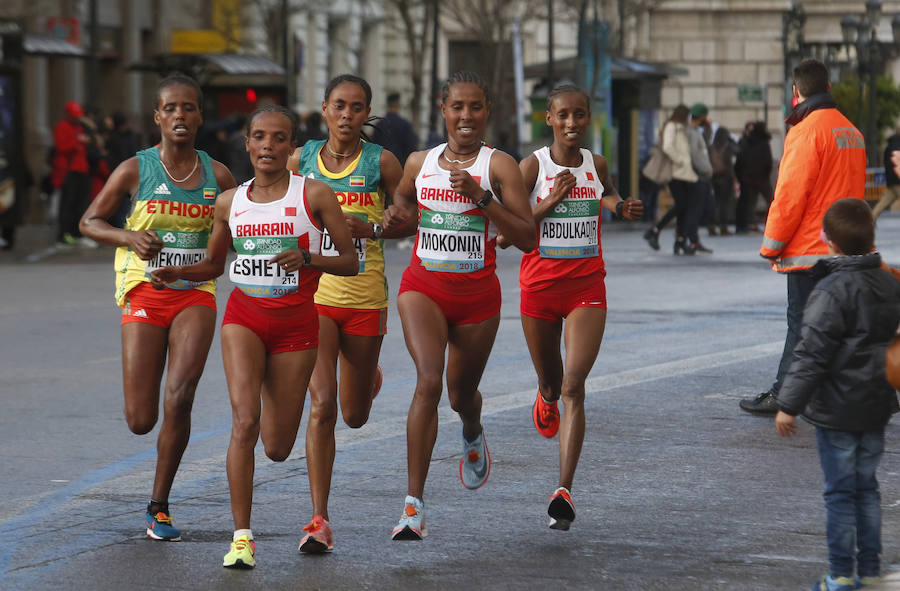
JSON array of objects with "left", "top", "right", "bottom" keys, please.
[{"left": 760, "top": 105, "right": 866, "bottom": 273}]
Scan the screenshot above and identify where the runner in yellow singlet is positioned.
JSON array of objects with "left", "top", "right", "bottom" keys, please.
[
  {"left": 287, "top": 74, "right": 415, "bottom": 551},
  {"left": 80, "top": 74, "right": 236, "bottom": 541}
]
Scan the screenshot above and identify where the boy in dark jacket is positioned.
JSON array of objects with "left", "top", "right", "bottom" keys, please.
[{"left": 775, "top": 198, "right": 900, "bottom": 591}]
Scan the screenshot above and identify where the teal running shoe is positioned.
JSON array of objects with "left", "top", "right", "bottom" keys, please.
[{"left": 145, "top": 511, "right": 181, "bottom": 541}]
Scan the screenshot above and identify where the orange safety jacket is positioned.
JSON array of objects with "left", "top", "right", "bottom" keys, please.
[{"left": 760, "top": 99, "right": 866, "bottom": 273}]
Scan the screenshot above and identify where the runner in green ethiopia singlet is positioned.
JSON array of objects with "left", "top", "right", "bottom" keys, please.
[
  {"left": 113, "top": 147, "right": 220, "bottom": 306},
  {"left": 295, "top": 139, "right": 388, "bottom": 309}
]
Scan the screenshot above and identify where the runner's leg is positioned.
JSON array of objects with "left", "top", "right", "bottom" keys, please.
[
  {"left": 151, "top": 305, "right": 216, "bottom": 504},
  {"left": 336, "top": 333, "right": 384, "bottom": 428},
  {"left": 558, "top": 306, "right": 606, "bottom": 489},
  {"left": 521, "top": 315, "right": 564, "bottom": 401},
  {"left": 222, "top": 323, "right": 267, "bottom": 530},
  {"left": 258, "top": 348, "right": 317, "bottom": 461},
  {"left": 307, "top": 316, "right": 340, "bottom": 520},
  {"left": 446, "top": 315, "right": 500, "bottom": 439},
  {"left": 398, "top": 291, "right": 448, "bottom": 498},
  {"left": 121, "top": 322, "right": 167, "bottom": 435}
]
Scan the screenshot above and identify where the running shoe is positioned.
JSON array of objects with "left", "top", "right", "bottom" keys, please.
[
  {"left": 391, "top": 495, "right": 427, "bottom": 540},
  {"left": 459, "top": 427, "right": 490, "bottom": 490},
  {"left": 223, "top": 534, "right": 256, "bottom": 569},
  {"left": 298, "top": 515, "right": 334, "bottom": 553},
  {"left": 810, "top": 574, "right": 856, "bottom": 591},
  {"left": 371, "top": 365, "right": 383, "bottom": 400},
  {"left": 547, "top": 487, "right": 576, "bottom": 531},
  {"left": 145, "top": 511, "right": 181, "bottom": 541},
  {"left": 532, "top": 391, "right": 559, "bottom": 438}
]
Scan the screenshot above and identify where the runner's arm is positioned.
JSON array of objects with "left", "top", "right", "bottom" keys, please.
[
  {"left": 378, "top": 148, "right": 416, "bottom": 238},
  {"left": 382, "top": 150, "right": 421, "bottom": 239},
  {"left": 277, "top": 179, "right": 357, "bottom": 276},
  {"left": 482, "top": 151, "right": 536, "bottom": 252},
  {"left": 149, "top": 190, "right": 235, "bottom": 286},
  {"left": 79, "top": 158, "right": 164, "bottom": 260},
  {"left": 595, "top": 154, "right": 642, "bottom": 220}
]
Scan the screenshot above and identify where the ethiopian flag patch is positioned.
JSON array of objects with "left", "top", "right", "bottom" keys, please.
[
  {"left": 349, "top": 176, "right": 365, "bottom": 187},
  {"left": 203, "top": 188, "right": 216, "bottom": 200}
]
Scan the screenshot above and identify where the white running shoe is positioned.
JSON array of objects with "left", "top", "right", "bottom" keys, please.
[
  {"left": 391, "top": 495, "right": 427, "bottom": 540},
  {"left": 459, "top": 427, "right": 490, "bottom": 490}
]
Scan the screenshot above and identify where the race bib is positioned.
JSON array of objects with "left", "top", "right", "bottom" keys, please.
[
  {"left": 229, "top": 236, "right": 299, "bottom": 298},
  {"left": 538, "top": 199, "right": 600, "bottom": 259},
  {"left": 320, "top": 212, "right": 367, "bottom": 273},
  {"left": 144, "top": 230, "right": 208, "bottom": 289},
  {"left": 416, "top": 209, "right": 486, "bottom": 273}
]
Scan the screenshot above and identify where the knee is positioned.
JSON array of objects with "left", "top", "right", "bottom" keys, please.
[
  {"left": 414, "top": 373, "right": 443, "bottom": 402},
  {"left": 125, "top": 410, "right": 157, "bottom": 435},
  {"left": 560, "top": 376, "right": 586, "bottom": 406},
  {"left": 447, "top": 386, "right": 477, "bottom": 414},
  {"left": 164, "top": 378, "right": 200, "bottom": 418},
  {"left": 264, "top": 444, "right": 291, "bottom": 462},
  {"left": 231, "top": 413, "right": 260, "bottom": 448},
  {"left": 309, "top": 394, "right": 338, "bottom": 428},
  {"left": 342, "top": 407, "right": 370, "bottom": 429}
]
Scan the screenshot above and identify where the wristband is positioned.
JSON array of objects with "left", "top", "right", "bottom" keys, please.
[
  {"left": 299, "top": 248, "right": 311, "bottom": 266},
  {"left": 615, "top": 200, "right": 625, "bottom": 218},
  {"left": 475, "top": 190, "right": 494, "bottom": 209}
]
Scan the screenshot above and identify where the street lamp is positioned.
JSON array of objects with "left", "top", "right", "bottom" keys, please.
[{"left": 787, "top": 1, "right": 900, "bottom": 165}]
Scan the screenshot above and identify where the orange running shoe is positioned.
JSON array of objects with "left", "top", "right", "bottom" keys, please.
[
  {"left": 532, "top": 391, "right": 559, "bottom": 438},
  {"left": 298, "top": 515, "right": 334, "bottom": 553},
  {"left": 547, "top": 487, "right": 575, "bottom": 530}
]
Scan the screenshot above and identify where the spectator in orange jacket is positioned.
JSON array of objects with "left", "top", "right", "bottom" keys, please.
[{"left": 739, "top": 59, "right": 867, "bottom": 416}]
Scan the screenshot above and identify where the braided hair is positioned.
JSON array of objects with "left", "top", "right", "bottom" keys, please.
[
  {"left": 246, "top": 104, "right": 300, "bottom": 144},
  {"left": 547, "top": 84, "right": 590, "bottom": 111},
  {"left": 441, "top": 71, "right": 490, "bottom": 105}
]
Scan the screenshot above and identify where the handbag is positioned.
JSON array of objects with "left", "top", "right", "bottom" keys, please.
[
  {"left": 642, "top": 145, "right": 673, "bottom": 185},
  {"left": 887, "top": 335, "right": 900, "bottom": 390}
]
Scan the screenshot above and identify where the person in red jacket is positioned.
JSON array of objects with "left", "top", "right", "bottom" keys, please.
[
  {"left": 740, "top": 59, "right": 867, "bottom": 416},
  {"left": 53, "top": 101, "right": 92, "bottom": 245}
]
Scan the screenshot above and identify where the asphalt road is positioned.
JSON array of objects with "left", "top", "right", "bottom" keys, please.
[{"left": 4, "top": 216, "right": 900, "bottom": 590}]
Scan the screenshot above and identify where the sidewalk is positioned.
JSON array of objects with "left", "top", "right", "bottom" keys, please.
[{"left": 0, "top": 223, "right": 110, "bottom": 264}]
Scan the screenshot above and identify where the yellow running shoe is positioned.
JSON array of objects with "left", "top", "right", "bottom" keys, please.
[{"left": 223, "top": 534, "right": 256, "bottom": 569}]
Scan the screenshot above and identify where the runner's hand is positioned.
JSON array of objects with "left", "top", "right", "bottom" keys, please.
[
  {"left": 149, "top": 267, "right": 180, "bottom": 289},
  {"left": 343, "top": 213, "right": 373, "bottom": 239},
  {"left": 621, "top": 198, "right": 643, "bottom": 221},
  {"left": 547, "top": 169, "right": 576, "bottom": 205},
  {"left": 382, "top": 204, "right": 409, "bottom": 231},
  {"left": 129, "top": 230, "right": 164, "bottom": 260},
  {"left": 270, "top": 249, "right": 305, "bottom": 272},
  {"left": 496, "top": 232, "right": 511, "bottom": 249},
  {"left": 448, "top": 169, "right": 482, "bottom": 202}
]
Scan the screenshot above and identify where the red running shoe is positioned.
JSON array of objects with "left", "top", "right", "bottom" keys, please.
[
  {"left": 298, "top": 515, "right": 334, "bottom": 553},
  {"left": 532, "top": 391, "right": 559, "bottom": 438},
  {"left": 547, "top": 487, "right": 575, "bottom": 530}
]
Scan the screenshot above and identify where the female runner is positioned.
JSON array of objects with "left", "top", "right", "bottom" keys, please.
[
  {"left": 80, "top": 74, "right": 236, "bottom": 541},
  {"left": 286, "top": 74, "right": 414, "bottom": 552},
  {"left": 517, "top": 84, "right": 642, "bottom": 530},
  {"left": 150, "top": 105, "right": 357, "bottom": 568},
  {"left": 389, "top": 71, "right": 536, "bottom": 541}
]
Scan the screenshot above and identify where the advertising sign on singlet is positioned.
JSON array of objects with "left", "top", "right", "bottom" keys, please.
[
  {"left": 539, "top": 198, "right": 600, "bottom": 259},
  {"left": 144, "top": 229, "right": 209, "bottom": 289},
  {"left": 320, "top": 211, "right": 367, "bottom": 273},
  {"left": 229, "top": 236, "right": 300, "bottom": 298},
  {"left": 416, "top": 209, "right": 486, "bottom": 272}
]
